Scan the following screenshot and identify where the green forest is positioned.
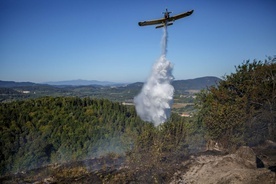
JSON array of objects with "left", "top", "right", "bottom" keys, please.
[
  {"left": 0, "top": 57, "right": 275, "bottom": 178},
  {"left": 0, "top": 97, "right": 147, "bottom": 174}
]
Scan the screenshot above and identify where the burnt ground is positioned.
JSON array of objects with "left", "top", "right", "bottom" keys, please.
[
  {"left": 0, "top": 156, "right": 126, "bottom": 184},
  {"left": 1, "top": 142, "right": 276, "bottom": 184}
]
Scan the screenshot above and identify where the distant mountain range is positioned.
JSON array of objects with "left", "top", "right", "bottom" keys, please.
[
  {"left": 44, "top": 77, "right": 220, "bottom": 88},
  {"left": 43, "top": 79, "right": 121, "bottom": 86},
  {"left": 0, "top": 76, "right": 221, "bottom": 89}
]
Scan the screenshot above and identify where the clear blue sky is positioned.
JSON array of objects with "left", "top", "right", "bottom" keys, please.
[{"left": 1, "top": 0, "right": 275, "bottom": 83}]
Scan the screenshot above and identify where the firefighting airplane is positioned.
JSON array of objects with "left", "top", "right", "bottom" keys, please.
[{"left": 138, "top": 9, "right": 194, "bottom": 29}]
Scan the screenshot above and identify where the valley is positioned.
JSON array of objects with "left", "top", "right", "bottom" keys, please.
[{"left": 0, "top": 76, "right": 220, "bottom": 116}]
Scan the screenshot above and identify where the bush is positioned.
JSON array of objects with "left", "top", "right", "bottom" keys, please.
[{"left": 196, "top": 57, "right": 276, "bottom": 151}]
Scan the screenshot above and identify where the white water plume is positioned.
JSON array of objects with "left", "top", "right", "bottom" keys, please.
[{"left": 134, "top": 27, "right": 174, "bottom": 126}]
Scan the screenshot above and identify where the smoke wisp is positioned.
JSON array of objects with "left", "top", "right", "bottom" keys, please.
[{"left": 134, "top": 27, "right": 174, "bottom": 126}]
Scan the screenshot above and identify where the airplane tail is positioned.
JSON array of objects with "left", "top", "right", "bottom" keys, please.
[{"left": 162, "top": 8, "right": 172, "bottom": 14}]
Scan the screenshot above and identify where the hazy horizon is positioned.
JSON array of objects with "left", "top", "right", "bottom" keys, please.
[{"left": 1, "top": 75, "right": 221, "bottom": 84}]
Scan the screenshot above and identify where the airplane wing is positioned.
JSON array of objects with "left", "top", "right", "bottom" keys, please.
[
  {"left": 138, "top": 9, "right": 194, "bottom": 27},
  {"left": 168, "top": 10, "right": 194, "bottom": 22},
  {"left": 138, "top": 18, "right": 165, "bottom": 26}
]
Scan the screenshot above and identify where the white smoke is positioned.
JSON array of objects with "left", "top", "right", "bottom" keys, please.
[{"left": 134, "top": 27, "right": 174, "bottom": 126}]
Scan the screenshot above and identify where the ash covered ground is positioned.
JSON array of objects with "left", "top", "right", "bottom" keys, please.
[{"left": 1, "top": 141, "right": 275, "bottom": 184}]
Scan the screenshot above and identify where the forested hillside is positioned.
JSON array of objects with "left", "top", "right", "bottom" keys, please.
[{"left": 0, "top": 97, "right": 147, "bottom": 174}]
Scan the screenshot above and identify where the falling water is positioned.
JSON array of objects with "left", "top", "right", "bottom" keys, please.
[{"left": 134, "top": 26, "right": 174, "bottom": 126}]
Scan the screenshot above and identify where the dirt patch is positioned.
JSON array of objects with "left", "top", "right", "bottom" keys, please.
[
  {"left": 172, "top": 103, "right": 193, "bottom": 109},
  {"left": 171, "top": 147, "right": 276, "bottom": 184}
]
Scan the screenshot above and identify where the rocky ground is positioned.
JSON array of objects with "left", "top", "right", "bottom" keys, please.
[
  {"left": 1, "top": 141, "right": 275, "bottom": 184},
  {"left": 171, "top": 151, "right": 275, "bottom": 183}
]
